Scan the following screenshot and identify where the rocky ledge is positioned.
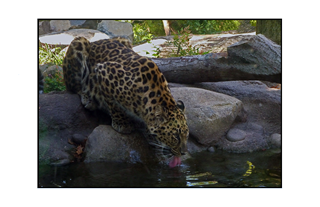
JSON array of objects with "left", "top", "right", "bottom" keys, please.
[{"left": 39, "top": 81, "right": 281, "bottom": 166}]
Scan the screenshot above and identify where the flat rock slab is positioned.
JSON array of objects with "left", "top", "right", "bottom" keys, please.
[
  {"left": 39, "top": 29, "right": 111, "bottom": 46},
  {"left": 170, "top": 87, "right": 243, "bottom": 145}
]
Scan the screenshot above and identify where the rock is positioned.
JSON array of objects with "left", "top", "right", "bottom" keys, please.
[
  {"left": 42, "top": 65, "right": 63, "bottom": 78},
  {"left": 64, "top": 29, "right": 111, "bottom": 42},
  {"left": 226, "top": 128, "right": 246, "bottom": 142},
  {"left": 152, "top": 34, "right": 281, "bottom": 84},
  {"left": 84, "top": 125, "right": 157, "bottom": 164},
  {"left": 207, "top": 146, "right": 215, "bottom": 153},
  {"left": 268, "top": 133, "right": 281, "bottom": 148},
  {"left": 50, "top": 20, "right": 71, "bottom": 32},
  {"left": 187, "top": 136, "right": 208, "bottom": 154},
  {"left": 227, "top": 34, "right": 281, "bottom": 80},
  {"left": 216, "top": 122, "right": 268, "bottom": 153},
  {"left": 194, "top": 81, "right": 281, "bottom": 135},
  {"left": 69, "top": 20, "right": 99, "bottom": 30},
  {"left": 84, "top": 125, "right": 191, "bottom": 165},
  {"left": 39, "top": 92, "right": 110, "bottom": 165},
  {"left": 133, "top": 39, "right": 168, "bottom": 57},
  {"left": 97, "top": 20, "right": 134, "bottom": 43},
  {"left": 170, "top": 87, "right": 243, "bottom": 145},
  {"left": 39, "top": 29, "right": 111, "bottom": 47},
  {"left": 39, "top": 21, "right": 51, "bottom": 35},
  {"left": 72, "top": 134, "right": 87, "bottom": 145}
]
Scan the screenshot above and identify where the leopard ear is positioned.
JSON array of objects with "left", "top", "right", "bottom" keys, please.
[
  {"left": 177, "top": 100, "right": 185, "bottom": 112},
  {"left": 154, "top": 105, "right": 168, "bottom": 125}
]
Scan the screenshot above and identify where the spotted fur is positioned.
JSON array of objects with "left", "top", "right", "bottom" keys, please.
[{"left": 62, "top": 36, "right": 189, "bottom": 160}]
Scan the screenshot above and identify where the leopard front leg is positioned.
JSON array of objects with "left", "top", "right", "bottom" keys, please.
[
  {"left": 80, "top": 91, "right": 97, "bottom": 111},
  {"left": 107, "top": 101, "right": 135, "bottom": 134}
]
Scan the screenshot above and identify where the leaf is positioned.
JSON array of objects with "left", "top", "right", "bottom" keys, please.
[
  {"left": 68, "top": 139, "right": 74, "bottom": 145},
  {"left": 76, "top": 145, "right": 83, "bottom": 155}
]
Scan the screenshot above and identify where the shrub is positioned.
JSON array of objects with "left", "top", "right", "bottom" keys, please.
[
  {"left": 39, "top": 43, "right": 66, "bottom": 66},
  {"left": 43, "top": 70, "right": 66, "bottom": 93}
]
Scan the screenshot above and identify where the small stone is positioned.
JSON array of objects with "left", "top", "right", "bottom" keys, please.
[
  {"left": 207, "top": 146, "right": 215, "bottom": 153},
  {"left": 269, "top": 133, "right": 281, "bottom": 148},
  {"left": 226, "top": 128, "right": 246, "bottom": 142},
  {"left": 72, "top": 134, "right": 86, "bottom": 145}
]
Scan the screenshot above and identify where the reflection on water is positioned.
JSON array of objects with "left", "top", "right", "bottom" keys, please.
[{"left": 38, "top": 149, "right": 281, "bottom": 188}]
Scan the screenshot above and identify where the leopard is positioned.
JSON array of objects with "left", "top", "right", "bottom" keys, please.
[{"left": 62, "top": 36, "right": 189, "bottom": 167}]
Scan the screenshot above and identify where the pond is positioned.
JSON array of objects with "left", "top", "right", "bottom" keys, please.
[{"left": 38, "top": 149, "right": 281, "bottom": 188}]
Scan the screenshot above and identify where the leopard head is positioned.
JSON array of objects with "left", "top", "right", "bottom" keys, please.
[{"left": 146, "top": 100, "right": 189, "bottom": 167}]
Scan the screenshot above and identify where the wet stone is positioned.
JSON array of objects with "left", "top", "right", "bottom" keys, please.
[
  {"left": 72, "top": 134, "right": 86, "bottom": 145},
  {"left": 269, "top": 133, "right": 281, "bottom": 148},
  {"left": 207, "top": 146, "right": 215, "bottom": 153},
  {"left": 226, "top": 128, "right": 246, "bottom": 142}
]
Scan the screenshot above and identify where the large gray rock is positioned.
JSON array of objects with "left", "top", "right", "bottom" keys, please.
[
  {"left": 194, "top": 81, "right": 281, "bottom": 135},
  {"left": 39, "top": 29, "right": 111, "bottom": 47},
  {"left": 39, "top": 20, "right": 100, "bottom": 36},
  {"left": 97, "top": 20, "right": 133, "bottom": 43},
  {"left": 39, "top": 21, "right": 51, "bottom": 35},
  {"left": 227, "top": 34, "right": 281, "bottom": 79},
  {"left": 84, "top": 125, "right": 194, "bottom": 165},
  {"left": 170, "top": 87, "right": 243, "bottom": 145},
  {"left": 39, "top": 92, "right": 111, "bottom": 165},
  {"left": 84, "top": 125, "right": 157, "bottom": 164},
  {"left": 50, "top": 20, "right": 71, "bottom": 33}
]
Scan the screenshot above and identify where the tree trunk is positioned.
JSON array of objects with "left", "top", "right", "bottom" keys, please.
[
  {"left": 162, "top": 20, "right": 171, "bottom": 36},
  {"left": 151, "top": 34, "right": 281, "bottom": 84},
  {"left": 256, "top": 20, "right": 281, "bottom": 45}
]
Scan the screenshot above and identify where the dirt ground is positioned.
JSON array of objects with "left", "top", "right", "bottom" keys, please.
[{"left": 132, "top": 32, "right": 256, "bottom": 58}]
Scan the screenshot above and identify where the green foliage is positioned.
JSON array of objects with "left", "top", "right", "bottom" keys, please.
[
  {"left": 152, "top": 47, "right": 162, "bottom": 58},
  {"left": 43, "top": 70, "right": 66, "bottom": 93},
  {"left": 250, "top": 20, "right": 257, "bottom": 27},
  {"left": 162, "top": 26, "right": 210, "bottom": 58},
  {"left": 132, "top": 23, "right": 154, "bottom": 44},
  {"left": 39, "top": 43, "right": 66, "bottom": 66},
  {"left": 170, "top": 20, "right": 240, "bottom": 34},
  {"left": 120, "top": 20, "right": 241, "bottom": 45}
]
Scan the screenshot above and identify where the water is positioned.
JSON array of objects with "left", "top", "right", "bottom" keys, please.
[{"left": 38, "top": 149, "right": 281, "bottom": 188}]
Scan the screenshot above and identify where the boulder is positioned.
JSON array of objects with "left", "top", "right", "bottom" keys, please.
[
  {"left": 84, "top": 125, "right": 157, "bottom": 164},
  {"left": 39, "top": 21, "right": 51, "bottom": 35},
  {"left": 97, "top": 20, "right": 134, "bottom": 43},
  {"left": 170, "top": 87, "right": 244, "bottom": 145},
  {"left": 39, "top": 29, "right": 111, "bottom": 47},
  {"left": 50, "top": 20, "right": 71, "bottom": 33},
  {"left": 84, "top": 125, "right": 194, "bottom": 165},
  {"left": 194, "top": 81, "right": 281, "bottom": 135},
  {"left": 39, "top": 92, "right": 111, "bottom": 165}
]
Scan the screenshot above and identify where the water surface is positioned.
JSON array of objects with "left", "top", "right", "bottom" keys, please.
[{"left": 39, "top": 149, "right": 281, "bottom": 188}]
